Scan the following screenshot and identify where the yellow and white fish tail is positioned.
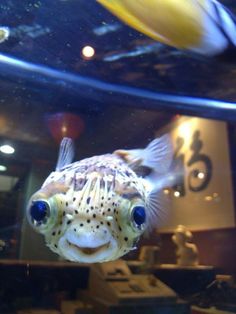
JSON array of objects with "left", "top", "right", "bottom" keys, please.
[
  {"left": 193, "top": 0, "right": 236, "bottom": 56},
  {"left": 97, "top": 0, "right": 236, "bottom": 57},
  {"left": 97, "top": 0, "right": 204, "bottom": 48}
]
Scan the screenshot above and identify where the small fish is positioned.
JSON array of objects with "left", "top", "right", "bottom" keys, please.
[
  {"left": 97, "top": 0, "right": 236, "bottom": 60},
  {"left": 26, "top": 135, "right": 173, "bottom": 263}
]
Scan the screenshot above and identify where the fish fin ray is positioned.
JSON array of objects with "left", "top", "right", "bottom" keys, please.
[
  {"left": 145, "top": 187, "right": 169, "bottom": 232},
  {"left": 56, "top": 137, "right": 75, "bottom": 171},
  {"left": 114, "top": 148, "right": 143, "bottom": 168},
  {"left": 142, "top": 134, "right": 173, "bottom": 174},
  {"left": 114, "top": 134, "right": 173, "bottom": 174}
]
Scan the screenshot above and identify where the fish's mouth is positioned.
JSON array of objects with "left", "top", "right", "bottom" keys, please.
[
  {"left": 58, "top": 233, "right": 118, "bottom": 263},
  {"left": 67, "top": 240, "right": 110, "bottom": 255}
]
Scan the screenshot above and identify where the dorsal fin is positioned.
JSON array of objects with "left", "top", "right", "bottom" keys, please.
[{"left": 56, "top": 137, "right": 75, "bottom": 171}]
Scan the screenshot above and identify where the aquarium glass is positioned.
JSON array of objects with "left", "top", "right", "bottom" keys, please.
[{"left": 0, "top": 1, "right": 236, "bottom": 313}]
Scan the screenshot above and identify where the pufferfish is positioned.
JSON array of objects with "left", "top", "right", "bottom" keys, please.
[
  {"left": 26, "top": 135, "right": 172, "bottom": 263},
  {"left": 97, "top": 0, "right": 236, "bottom": 59}
]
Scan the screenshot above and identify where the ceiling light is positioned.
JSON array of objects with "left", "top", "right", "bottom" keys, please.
[
  {"left": 0, "top": 144, "right": 15, "bottom": 154},
  {"left": 0, "top": 165, "right": 7, "bottom": 172},
  {"left": 82, "top": 45, "right": 95, "bottom": 59},
  {"left": 174, "top": 191, "right": 180, "bottom": 198}
]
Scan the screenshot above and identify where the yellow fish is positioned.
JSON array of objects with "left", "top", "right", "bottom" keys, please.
[
  {"left": 97, "top": 0, "right": 236, "bottom": 58},
  {"left": 26, "top": 135, "right": 172, "bottom": 263}
]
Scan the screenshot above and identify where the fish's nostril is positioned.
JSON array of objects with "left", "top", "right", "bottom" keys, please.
[{"left": 74, "top": 228, "right": 77, "bottom": 232}]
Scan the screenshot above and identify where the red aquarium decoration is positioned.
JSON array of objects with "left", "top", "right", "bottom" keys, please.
[{"left": 46, "top": 112, "right": 85, "bottom": 143}]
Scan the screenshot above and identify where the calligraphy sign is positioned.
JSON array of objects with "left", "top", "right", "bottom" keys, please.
[{"left": 159, "top": 117, "right": 235, "bottom": 231}]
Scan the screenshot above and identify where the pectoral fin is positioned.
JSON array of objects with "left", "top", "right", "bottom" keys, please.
[{"left": 145, "top": 186, "right": 169, "bottom": 231}]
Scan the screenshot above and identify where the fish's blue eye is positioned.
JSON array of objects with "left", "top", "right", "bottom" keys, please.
[
  {"left": 132, "top": 206, "right": 146, "bottom": 227},
  {"left": 30, "top": 200, "right": 49, "bottom": 222}
]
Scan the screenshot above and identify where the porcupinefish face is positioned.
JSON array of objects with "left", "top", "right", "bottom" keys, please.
[
  {"left": 26, "top": 135, "right": 173, "bottom": 263},
  {"left": 26, "top": 155, "right": 148, "bottom": 263}
]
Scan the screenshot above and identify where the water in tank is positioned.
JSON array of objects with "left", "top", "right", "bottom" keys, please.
[{"left": 0, "top": 1, "right": 236, "bottom": 313}]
